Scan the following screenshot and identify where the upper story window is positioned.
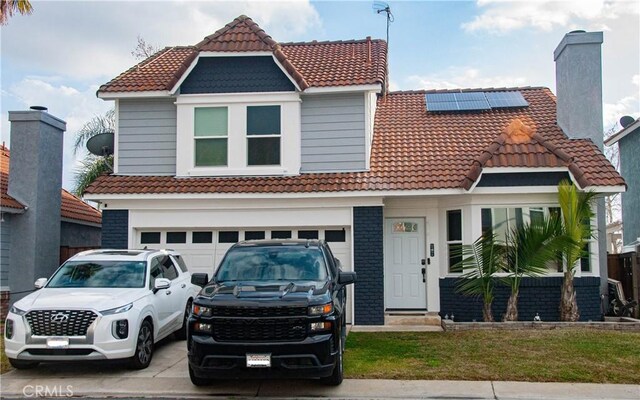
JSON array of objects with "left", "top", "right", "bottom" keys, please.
[
  {"left": 247, "top": 105, "right": 281, "bottom": 166},
  {"left": 194, "top": 107, "right": 228, "bottom": 166}
]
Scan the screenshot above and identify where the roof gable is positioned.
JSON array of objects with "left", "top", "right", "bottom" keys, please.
[{"left": 195, "top": 15, "right": 277, "bottom": 52}]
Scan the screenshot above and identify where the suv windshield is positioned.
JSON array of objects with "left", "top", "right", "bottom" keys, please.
[
  {"left": 47, "top": 261, "right": 147, "bottom": 288},
  {"left": 216, "top": 246, "right": 329, "bottom": 282}
]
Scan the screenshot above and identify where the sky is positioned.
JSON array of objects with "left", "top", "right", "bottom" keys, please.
[{"left": 1, "top": 0, "right": 638, "bottom": 191}]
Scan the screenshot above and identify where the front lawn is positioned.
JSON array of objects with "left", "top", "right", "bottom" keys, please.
[
  {"left": 344, "top": 329, "right": 640, "bottom": 384},
  {"left": 1, "top": 335, "right": 10, "bottom": 374}
]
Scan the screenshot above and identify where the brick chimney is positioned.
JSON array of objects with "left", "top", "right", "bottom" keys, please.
[
  {"left": 7, "top": 108, "right": 66, "bottom": 300},
  {"left": 554, "top": 31, "right": 604, "bottom": 149}
]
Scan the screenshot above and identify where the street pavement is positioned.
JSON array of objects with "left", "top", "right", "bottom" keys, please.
[{"left": 2, "top": 340, "right": 638, "bottom": 399}]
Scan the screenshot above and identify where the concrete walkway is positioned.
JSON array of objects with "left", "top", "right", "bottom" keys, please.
[{"left": 2, "top": 341, "right": 638, "bottom": 399}]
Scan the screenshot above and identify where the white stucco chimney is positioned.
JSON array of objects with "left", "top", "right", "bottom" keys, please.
[{"left": 554, "top": 31, "right": 604, "bottom": 149}]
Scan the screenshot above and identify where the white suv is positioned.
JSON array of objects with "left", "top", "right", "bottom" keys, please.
[{"left": 4, "top": 249, "right": 206, "bottom": 370}]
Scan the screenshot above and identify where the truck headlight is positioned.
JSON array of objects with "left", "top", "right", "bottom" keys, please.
[
  {"left": 5, "top": 319, "right": 14, "bottom": 339},
  {"left": 310, "top": 321, "right": 332, "bottom": 332},
  {"left": 9, "top": 306, "right": 26, "bottom": 316},
  {"left": 193, "top": 322, "right": 212, "bottom": 333},
  {"left": 192, "top": 304, "right": 212, "bottom": 317},
  {"left": 308, "top": 303, "right": 333, "bottom": 316},
  {"left": 101, "top": 303, "right": 133, "bottom": 315}
]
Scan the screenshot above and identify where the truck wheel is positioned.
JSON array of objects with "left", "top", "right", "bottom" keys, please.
[
  {"left": 320, "top": 336, "right": 344, "bottom": 386},
  {"left": 129, "top": 320, "right": 153, "bottom": 369},
  {"left": 189, "top": 363, "right": 211, "bottom": 386},
  {"left": 8, "top": 359, "right": 39, "bottom": 369},
  {"left": 175, "top": 299, "right": 192, "bottom": 340}
]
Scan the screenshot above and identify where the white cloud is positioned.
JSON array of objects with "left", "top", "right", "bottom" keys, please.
[
  {"left": 633, "top": 74, "right": 640, "bottom": 86},
  {"left": 463, "top": 0, "right": 640, "bottom": 34},
  {"left": 603, "top": 95, "right": 640, "bottom": 132},
  {"left": 407, "top": 67, "right": 527, "bottom": 90}
]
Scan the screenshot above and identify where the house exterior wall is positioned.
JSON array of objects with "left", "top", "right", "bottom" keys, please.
[
  {"left": 118, "top": 98, "right": 177, "bottom": 175},
  {"left": 101, "top": 210, "right": 129, "bottom": 249},
  {"left": 1, "top": 215, "right": 11, "bottom": 290},
  {"left": 60, "top": 221, "right": 102, "bottom": 248},
  {"left": 353, "top": 206, "right": 384, "bottom": 325},
  {"left": 620, "top": 131, "right": 640, "bottom": 246},
  {"left": 300, "top": 93, "right": 366, "bottom": 172}
]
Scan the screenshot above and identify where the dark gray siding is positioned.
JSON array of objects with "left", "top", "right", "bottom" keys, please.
[
  {"left": 118, "top": 99, "right": 176, "bottom": 175},
  {"left": 620, "top": 130, "right": 640, "bottom": 246},
  {"left": 477, "top": 172, "right": 571, "bottom": 187},
  {"left": 1, "top": 216, "right": 10, "bottom": 288},
  {"left": 102, "top": 210, "right": 128, "bottom": 249},
  {"left": 301, "top": 94, "right": 366, "bottom": 172},
  {"left": 180, "top": 57, "right": 295, "bottom": 94},
  {"left": 60, "top": 221, "right": 101, "bottom": 248},
  {"left": 353, "top": 206, "right": 384, "bottom": 325}
]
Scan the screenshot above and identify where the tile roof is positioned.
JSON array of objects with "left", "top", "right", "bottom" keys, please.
[
  {"left": 1, "top": 145, "right": 102, "bottom": 224},
  {"left": 85, "top": 87, "right": 624, "bottom": 196},
  {"left": 98, "top": 15, "right": 387, "bottom": 93}
]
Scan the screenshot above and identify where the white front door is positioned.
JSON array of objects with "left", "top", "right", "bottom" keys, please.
[{"left": 385, "top": 218, "right": 426, "bottom": 310}]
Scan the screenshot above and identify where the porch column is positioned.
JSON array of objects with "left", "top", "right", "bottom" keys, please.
[{"left": 353, "top": 206, "right": 384, "bottom": 325}]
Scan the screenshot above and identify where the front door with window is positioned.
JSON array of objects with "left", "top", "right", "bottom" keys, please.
[{"left": 384, "top": 218, "right": 426, "bottom": 310}]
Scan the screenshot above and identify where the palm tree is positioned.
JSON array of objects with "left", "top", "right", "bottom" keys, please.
[
  {"left": 72, "top": 109, "right": 115, "bottom": 196},
  {"left": 0, "top": 0, "right": 33, "bottom": 25},
  {"left": 502, "top": 215, "right": 569, "bottom": 321},
  {"left": 453, "top": 232, "right": 506, "bottom": 322},
  {"left": 557, "top": 180, "right": 597, "bottom": 321}
]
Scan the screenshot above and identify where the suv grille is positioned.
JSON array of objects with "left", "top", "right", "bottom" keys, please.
[
  {"left": 212, "top": 306, "right": 307, "bottom": 318},
  {"left": 25, "top": 310, "right": 98, "bottom": 336},
  {"left": 213, "top": 318, "right": 307, "bottom": 342}
]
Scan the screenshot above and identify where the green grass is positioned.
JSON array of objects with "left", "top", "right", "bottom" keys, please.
[
  {"left": 344, "top": 329, "right": 640, "bottom": 383},
  {"left": 1, "top": 334, "right": 11, "bottom": 374}
]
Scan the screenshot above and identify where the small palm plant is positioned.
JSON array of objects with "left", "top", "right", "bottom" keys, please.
[{"left": 453, "top": 232, "right": 506, "bottom": 322}]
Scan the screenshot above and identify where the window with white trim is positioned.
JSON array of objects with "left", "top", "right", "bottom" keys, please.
[
  {"left": 194, "top": 107, "right": 228, "bottom": 166},
  {"left": 247, "top": 105, "right": 281, "bottom": 166},
  {"left": 447, "top": 209, "right": 462, "bottom": 273}
]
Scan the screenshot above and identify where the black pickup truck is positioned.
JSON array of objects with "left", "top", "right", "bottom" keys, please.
[{"left": 187, "top": 239, "right": 356, "bottom": 386}]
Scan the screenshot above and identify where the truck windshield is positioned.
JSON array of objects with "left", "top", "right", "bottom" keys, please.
[
  {"left": 216, "top": 246, "right": 329, "bottom": 282},
  {"left": 47, "top": 261, "right": 147, "bottom": 288}
]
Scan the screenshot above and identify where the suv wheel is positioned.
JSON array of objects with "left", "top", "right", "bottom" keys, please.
[
  {"left": 175, "top": 299, "right": 192, "bottom": 340},
  {"left": 129, "top": 320, "right": 153, "bottom": 369},
  {"left": 8, "top": 359, "right": 39, "bottom": 369},
  {"left": 189, "top": 363, "right": 211, "bottom": 386},
  {"left": 320, "top": 335, "right": 344, "bottom": 386}
]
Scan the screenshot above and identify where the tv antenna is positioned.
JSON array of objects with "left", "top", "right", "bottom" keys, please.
[{"left": 373, "top": 1, "right": 394, "bottom": 46}]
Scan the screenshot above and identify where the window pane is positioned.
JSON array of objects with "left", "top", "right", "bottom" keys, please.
[
  {"left": 448, "top": 244, "right": 462, "bottom": 273},
  {"left": 530, "top": 207, "right": 544, "bottom": 226},
  {"left": 298, "top": 230, "right": 319, "bottom": 239},
  {"left": 195, "top": 107, "right": 227, "bottom": 137},
  {"left": 166, "top": 231, "right": 186, "bottom": 244},
  {"left": 245, "top": 231, "right": 265, "bottom": 240},
  {"left": 141, "top": 232, "right": 160, "bottom": 244},
  {"left": 447, "top": 210, "right": 462, "bottom": 241},
  {"left": 580, "top": 243, "right": 591, "bottom": 272},
  {"left": 481, "top": 208, "right": 492, "bottom": 235},
  {"left": 193, "top": 231, "right": 213, "bottom": 244},
  {"left": 248, "top": 137, "right": 280, "bottom": 166},
  {"left": 271, "top": 230, "right": 292, "bottom": 239},
  {"left": 247, "top": 105, "right": 281, "bottom": 135},
  {"left": 195, "top": 138, "right": 227, "bottom": 166},
  {"left": 493, "top": 208, "right": 509, "bottom": 240},
  {"left": 325, "top": 229, "right": 346, "bottom": 242},
  {"left": 218, "top": 231, "right": 239, "bottom": 243}
]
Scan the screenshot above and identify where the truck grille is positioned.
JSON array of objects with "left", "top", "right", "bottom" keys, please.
[
  {"left": 213, "top": 318, "right": 307, "bottom": 342},
  {"left": 25, "top": 310, "right": 98, "bottom": 336},
  {"left": 212, "top": 306, "right": 307, "bottom": 318}
]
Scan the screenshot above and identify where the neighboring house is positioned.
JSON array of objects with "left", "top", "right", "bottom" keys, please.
[
  {"left": 606, "top": 220, "right": 623, "bottom": 254},
  {"left": 605, "top": 118, "right": 640, "bottom": 253},
  {"left": 85, "top": 16, "right": 624, "bottom": 324},
  {"left": 1, "top": 111, "right": 102, "bottom": 317}
]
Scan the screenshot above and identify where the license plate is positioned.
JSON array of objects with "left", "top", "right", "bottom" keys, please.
[
  {"left": 46, "top": 337, "right": 69, "bottom": 348},
  {"left": 246, "top": 353, "right": 271, "bottom": 368}
]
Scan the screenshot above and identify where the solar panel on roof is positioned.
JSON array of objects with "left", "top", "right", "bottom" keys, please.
[
  {"left": 425, "top": 92, "right": 457, "bottom": 103},
  {"left": 427, "top": 101, "right": 460, "bottom": 111},
  {"left": 455, "top": 92, "right": 486, "bottom": 101},
  {"left": 485, "top": 91, "right": 528, "bottom": 108},
  {"left": 456, "top": 99, "right": 491, "bottom": 111}
]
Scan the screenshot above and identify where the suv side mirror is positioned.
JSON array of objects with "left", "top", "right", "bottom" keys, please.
[
  {"left": 338, "top": 271, "right": 356, "bottom": 286},
  {"left": 153, "top": 278, "right": 171, "bottom": 292},
  {"left": 191, "top": 273, "right": 209, "bottom": 287},
  {"left": 34, "top": 278, "right": 48, "bottom": 289}
]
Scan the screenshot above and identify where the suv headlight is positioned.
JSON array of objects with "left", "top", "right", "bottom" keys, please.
[
  {"left": 308, "top": 303, "right": 333, "bottom": 316},
  {"left": 100, "top": 303, "right": 133, "bottom": 315},
  {"left": 192, "top": 304, "right": 212, "bottom": 317},
  {"left": 9, "top": 306, "right": 26, "bottom": 316}
]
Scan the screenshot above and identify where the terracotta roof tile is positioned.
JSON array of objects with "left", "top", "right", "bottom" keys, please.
[
  {"left": 1, "top": 145, "right": 102, "bottom": 224},
  {"left": 86, "top": 87, "right": 624, "bottom": 196},
  {"left": 98, "top": 15, "right": 386, "bottom": 93}
]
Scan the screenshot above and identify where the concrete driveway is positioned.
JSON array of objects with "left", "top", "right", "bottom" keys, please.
[{"left": 2, "top": 339, "right": 639, "bottom": 399}]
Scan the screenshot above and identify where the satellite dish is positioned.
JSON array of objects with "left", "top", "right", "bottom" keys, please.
[
  {"left": 86, "top": 132, "right": 114, "bottom": 156},
  {"left": 620, "top": 115, "right": 635, "bottom": 129}
]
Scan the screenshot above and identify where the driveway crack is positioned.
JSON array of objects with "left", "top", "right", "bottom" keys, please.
[{"left": 491, "top": 381, "right": 497, "bottom": 400}]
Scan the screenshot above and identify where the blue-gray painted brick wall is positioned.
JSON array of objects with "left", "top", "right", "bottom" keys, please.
[
  {"left": 620, "top": 130, "right": 640, "bottom": 246},
  {"left": 60, "top": 221, "right": 102, "bottom": 248},
  {"left": 353, "top": 206, "right": 384, "bottom": 325},
  {"left": 300, "top": 94, "right": 366, "bottom": 172},
  {"left": 180, "top": 56, "right": 295, "bottom": 94},
  {"left": 101, "top": 210, "right": 128, "bottom": 249},
  {"left": 0, "top": 216, "right": 11, "bottom": 289},
  {"left": 439, "top": 276, "right": 602, "bottom": 322},
  {"left": 118, "top": 99, "right": 177, "bottom": 175}
]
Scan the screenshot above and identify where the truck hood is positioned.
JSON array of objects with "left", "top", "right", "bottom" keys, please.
[
  {"left": 199, "top": 280, "right": 331, "bottom": 306},
  {"left": 14, "top": 288, "right": 146, "bottom": 313}
]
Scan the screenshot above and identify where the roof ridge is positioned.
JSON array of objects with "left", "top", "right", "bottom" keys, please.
[
  {"left": 389, "top": 86, "right": 546, "bottom": 95},
  {"left": 281, "top": 38, "right": 386, "bottom": 46},
  {"left": 195, "top": 15, "right": 278, "bottom": 51}
]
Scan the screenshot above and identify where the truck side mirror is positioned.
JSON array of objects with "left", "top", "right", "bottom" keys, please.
[
  {"left": 338, "top": 271, "right": 356, "bottom": 286},
  {"left": 191, "top": 273, "right": 209, "bottom": 287}
]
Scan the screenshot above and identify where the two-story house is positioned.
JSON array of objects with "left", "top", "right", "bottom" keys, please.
[{"left": 85, "top": 16, "right": 624, "bottom": 324}]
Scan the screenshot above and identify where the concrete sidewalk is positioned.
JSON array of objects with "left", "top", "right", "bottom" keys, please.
[{"left": 2, "top": 341, "right": 638, "bottom": 399}]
